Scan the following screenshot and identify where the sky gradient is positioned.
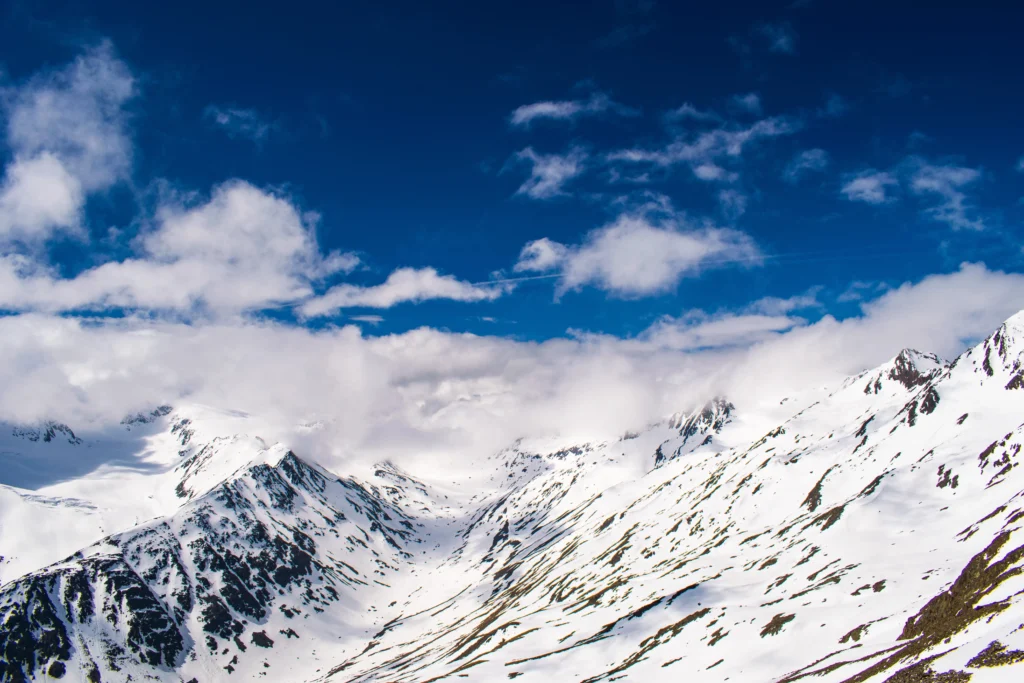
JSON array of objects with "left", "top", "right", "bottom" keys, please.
[{"left": 1, "top": 1, "right": 1024, "bottom": 450}]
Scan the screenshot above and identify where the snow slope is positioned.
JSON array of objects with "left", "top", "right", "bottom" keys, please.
[{"left": 3, "top": 313, "right": 1024, "bottom": 682}]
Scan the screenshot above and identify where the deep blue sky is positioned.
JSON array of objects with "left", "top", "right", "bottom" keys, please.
[{"left": 2, "top": 0, "right": 1022, "bottom": 340}]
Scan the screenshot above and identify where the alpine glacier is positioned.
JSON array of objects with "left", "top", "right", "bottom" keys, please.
[{"left": 4, "top": 313, "right": 1024, "bottom": 682}]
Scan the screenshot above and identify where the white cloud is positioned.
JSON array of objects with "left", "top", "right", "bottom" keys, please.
[
  {"left": 784, "top": 148, "right": 829, "bottom": 183},
  {"left": 513, "top": 237, "right": 568, "bottom": 272},
  {"left": 730, "top": 92, "right": 762, "bottom": 115},
  {"left": 609, "top": 116, "right": 800, "bottom": 182},
  {"left": 0, "top": 153, "right": 84, "bottom": 241},
  {"left": 693, "top": 163, "right": 737, "bottom": 182},
  {"left": 909, "top": 161, "right": 984, "bottom": 230},
  {"left": 663, "top": 103, "right": 721, "bottom": 124},
  {"left": 640, "top": 310, "right": 807, "bottom": 351},
  {"left": 513, "top": 146, "right": 587, "bottom": 199},
  {"left": 204, "top": 106, "right": 275, "bottom": 142},
  {"left": 349, "top": 315, "right": 384, "bottom": 325},
  {"left": 840, "top": 170, "right": 898, "bottom": 204},
  {"left": 0, "top": 181, "right": 359, "bottom": 316},
  {"left": 1, "top": 264, "right": 1020, "bottom": 478},
  {"left": 0, "top": 42, "right": 134, "bottom": 244},
  {"left": 300, "top": 267, "right": 510, "bottom": 317},
  {"left": 514, "top": 213, "right": 761, "bottom": 297},
  {"left": 509, "top": 92, "right": 637, "bottom": 127},
  {"left": 755, "top": 22, "right": 798, "bottom": 54},
  {"left": 717, "top": 189, "right": 747, "bottom": 221}
]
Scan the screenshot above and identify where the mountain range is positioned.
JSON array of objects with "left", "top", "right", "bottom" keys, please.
[{"left": 3, "top": 312, "right": 1024, "bottom": 682}]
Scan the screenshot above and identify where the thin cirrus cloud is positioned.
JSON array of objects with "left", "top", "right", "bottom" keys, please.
[
  {"left": 754, "top": 21, "right": 798, "bottom": 54},
  {"left": 840, "top": 169, "right": 899, "bottom": 204},
  {"left": 204, "top": 105, "right": 276, "bottom": 142},
  {"left": 0, "top": 41, "right": 134, "bottom": 244},
  {"left": 663, "top": 102, "right": 722, "bottom": 124},
  {"left": 909, "top": 161, "right": 985, "bottom": 231},
  {"left": 509, "top": 92, "right": 638, "bottom": 127},
  {"left": 730, "top": 92, "right": 762, "bottom": 115},
  {"left": 608, "top": 115, "right": 801, "bottom": 182},
  {"left": 514, "top": 213, "right": 761, "bottom": 298},
  {"left": 784, "top": 148, "right": 830, "bottom": 183},
  {"left": 512, "top": 146, "right": 588, "bottom": 199},
  {"left": 299, "top": 267, "right": 512, "bottom": 318}
]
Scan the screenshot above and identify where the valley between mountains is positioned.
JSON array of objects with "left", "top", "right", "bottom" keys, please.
[{"left": 4, "top": 313, "right": 1024, "bottom": 682}]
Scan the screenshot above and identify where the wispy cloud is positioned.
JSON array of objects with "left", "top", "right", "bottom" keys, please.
[
  {"left": 784, "top": 148, "right": 829, "bottom": 183},
  {"left": 663, "top": 103, "right": 722, "bottom": 124},
  {"left": 204, "top": 105, "right": 275, "bottom": 142},
  {"left": 754, "top": 21, "right": 798, "bottom": 54},
  {"left": 509, "top": 92, "right": 637, "bottom": 127},
  {"left": 717, "top": 189, "right": 748, "bottom": 221},
  {"left": 349, "top": 314, "right": 384, "bottom": 325},
  {"left": 839, "top": 158, "right": 986, "bottom": 230},
  {"left": 840, "top": 170, "right": 898, "bottom": 204},
  {"left": 608, "top": 115, "right": 801, "bottom": 182},
  {"left": 819, "top": 93, "right": 848, "bottom": 118},
  {"left": 512, "top": 146, "right": 588, "bottom": 199},
  {"left": 300, "top": 268, "right": 510, "bottom": 317},
  {"left": 730, "top": 92, "right": 762, "bottom": 115},
  {"left": 909, "top": 161, "right": 985, "bottom": 231}
]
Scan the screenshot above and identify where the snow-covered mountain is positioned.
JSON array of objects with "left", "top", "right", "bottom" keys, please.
[{"left": 4, "top": 313, "right": 1024, "bottom": 682}]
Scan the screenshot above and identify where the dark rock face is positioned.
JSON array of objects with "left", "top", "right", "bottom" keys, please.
[
  {"left": 864, "top": 349, "right": 943, "bottom": 395},
  {"left": 10, "top": 421, "right": 82, "bottom": 445},
  {"left": 0, "top": 450, "right": 419, "bottom": 681},
  {"left": 657, "top": 398, "right": 734, "bottom": 467}
]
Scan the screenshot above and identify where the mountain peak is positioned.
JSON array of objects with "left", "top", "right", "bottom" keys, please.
[
  {"left": 658, "top": 397, "right": 735, "bottom": 467},
  {"left": 862, "top": 348, "right": 944, "bottom": 395}
]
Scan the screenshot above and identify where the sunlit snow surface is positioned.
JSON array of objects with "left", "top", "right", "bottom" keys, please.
[{"left": 3, "top": 314, "right": 1024, "bottom": 681}]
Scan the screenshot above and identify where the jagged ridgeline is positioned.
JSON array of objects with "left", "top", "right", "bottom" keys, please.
[{"left": 2, "top": 314, "right": 1024, "bottom": 681}]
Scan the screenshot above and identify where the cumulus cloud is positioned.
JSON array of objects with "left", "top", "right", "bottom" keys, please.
[
  {"left": 514, "top": 213, "right": 761, "bottom": 297},
  {"left": 509, "top": 92, "right": 637, "bottom": 127},
  {"left": 513, "top": 237, "right": 568, "bottom": 273},
  {"left": 204, "top": 105, "right": 275, "bottom": 142},
  {"left": 0, "top": 181, "right": 359, "bottom": 316},
  {"left": 512, "top": 146, "right": 587, "bottom": 199},
  {"left": 0, "top": 153, "right": 84, "bottom": 241},
  {"left": 0, "top": 42, "right": 134, "bottom": 243},
  {"left": 909, "top": 161, "right": 984, "bottom": 230},
  {"left": 784, "top": 148, "right": 829, "bottom": 183},
  {"left": 300, "top": 267, "right": 510, "bottom": 317},
  {"left": 840, "top": 170, "right": 898, "bottom": 204}
]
